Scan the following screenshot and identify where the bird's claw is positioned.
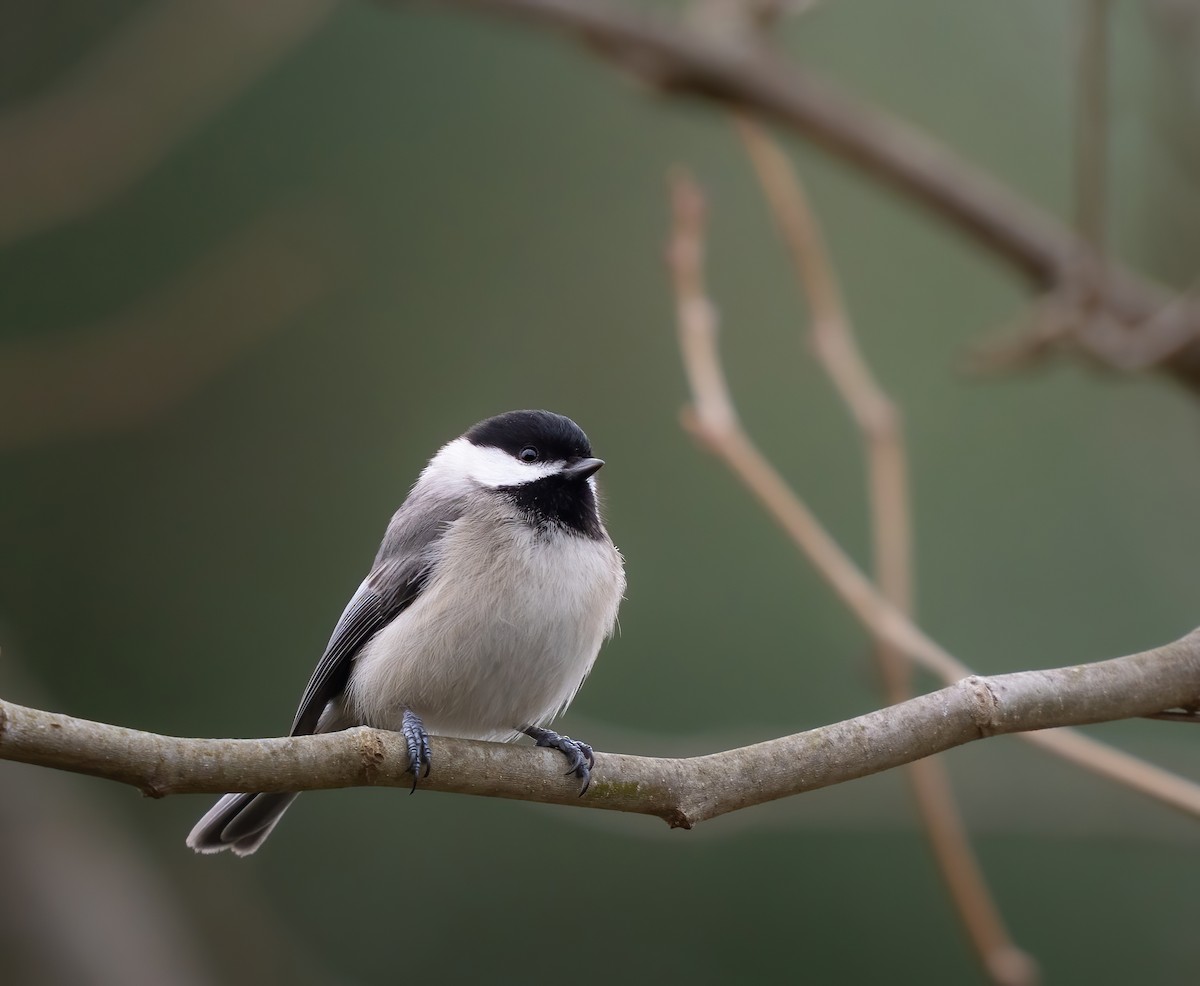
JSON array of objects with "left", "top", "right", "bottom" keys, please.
[
  {"left": 401, "top": 709, "right": 432, "bottom": 792},
  {"left": 523, "top": 726, "right": 595, "bottom": 795}
]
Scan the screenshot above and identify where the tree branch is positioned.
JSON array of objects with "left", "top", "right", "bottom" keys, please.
[
  {"left": 667, "top": 169, "right": 1200, "bottom": 821},
  {"left": 3, "top": 632, "right": 1200, "bottom": 827},
  {"left": 421, "top": 0, "right": 1062, "bottom": 281},
  {"left": 735, "top": 119, "right": 1033, "bottom": 986},
  {"left": 408, "top": 0, "right": 1200, "bottom": 387}
]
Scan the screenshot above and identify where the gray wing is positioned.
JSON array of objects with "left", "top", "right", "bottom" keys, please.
[{"left": 288, "top": 491, "right": 462, "bottom": 737}]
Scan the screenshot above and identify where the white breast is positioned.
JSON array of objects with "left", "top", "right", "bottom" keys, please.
[{"left": 344, "top": 506, "right": 625, "bottom": 741}]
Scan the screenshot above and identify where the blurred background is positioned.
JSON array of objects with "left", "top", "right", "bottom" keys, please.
[{"left": 2, "top": 1, "right": 1200, "bottom": 983}]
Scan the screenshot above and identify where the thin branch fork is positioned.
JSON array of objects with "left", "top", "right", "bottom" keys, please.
[{"left": 2, "top": 631, "right": 1200, "bottom": 827}]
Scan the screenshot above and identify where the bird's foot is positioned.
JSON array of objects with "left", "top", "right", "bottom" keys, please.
[
  {"left": 402, "top": 709, "right": 432, "bottom": 792},
  {"left": 523, "top": 726, "right": 595, "bottom": 795}
]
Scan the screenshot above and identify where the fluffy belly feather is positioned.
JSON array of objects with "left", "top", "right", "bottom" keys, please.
[{"left": 344, "top": 515, "right": 624, "bottom": 741}]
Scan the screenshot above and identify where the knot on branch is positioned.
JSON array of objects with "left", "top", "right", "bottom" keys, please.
[
  {"left": 355, "top": 729, "right": 389, "bottom": 783},
  {"left": 965, "top": 675, "right": 1002, "bottom": 737},
  {"left": 663, "top": 807, "right": 694, "bottom": 830}
]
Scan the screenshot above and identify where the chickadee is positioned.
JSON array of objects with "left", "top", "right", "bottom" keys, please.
[{"left": 188, "top": 410, "right": 625, "bottom": 855}]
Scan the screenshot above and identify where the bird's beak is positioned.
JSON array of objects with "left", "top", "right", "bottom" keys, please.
[{"left": 560, "top": 457, "right": 604, "bottom": 480}]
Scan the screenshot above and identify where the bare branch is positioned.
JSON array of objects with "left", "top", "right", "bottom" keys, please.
[
  {"left": 423, "top": 0, "right": 1064, "bottom": 281},
  {"left": 735, "top": 120, "right": 1034, "bottom": 986},
  {"left": 3, "top": 631, "right": 1200, "bottom": 827},
  {"left": 409, "top": 0, "right": 1200, "bottom": 387},
  {"left": 667, "top": 169, "right": 1200, "bottom": 821},
  {"left": 735, "top": 117, "right": 911, "bottom": 648}
]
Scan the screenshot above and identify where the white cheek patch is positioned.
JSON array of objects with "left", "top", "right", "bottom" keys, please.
[{"left": 422, "top": 437, "right": 559, "bottom": 488}]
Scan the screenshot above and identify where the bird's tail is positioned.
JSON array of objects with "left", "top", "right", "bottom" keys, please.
[{"left": 186, "top": 791, "right": 299, "bottom": 856}]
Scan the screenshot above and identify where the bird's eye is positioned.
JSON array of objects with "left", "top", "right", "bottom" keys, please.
[{"left": 518, "top": 446, "right": 539, "bottom": 463}]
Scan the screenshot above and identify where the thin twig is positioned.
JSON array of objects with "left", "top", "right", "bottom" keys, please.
[
  {"left": 666, "top": 168, "right": 1200, "bottom": 822},
  {"left": 734, "top": 119, "right": 1036, "bottom": 986},
  {"left": 734, "top": 117, "right": 912, "bottom": 679}
]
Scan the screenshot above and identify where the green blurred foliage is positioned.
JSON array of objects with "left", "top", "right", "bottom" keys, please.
[{"left": 2, "top": 1, "right": 1199, "bottom": 984}]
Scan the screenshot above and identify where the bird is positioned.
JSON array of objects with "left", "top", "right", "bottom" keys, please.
[{"left": 187, "top": 409, "right": 625, "bottom": 855}]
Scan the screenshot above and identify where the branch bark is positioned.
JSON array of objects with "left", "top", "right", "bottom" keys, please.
[{"left": 3, "top": 631, "right": 1200, "bottom": 827}]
